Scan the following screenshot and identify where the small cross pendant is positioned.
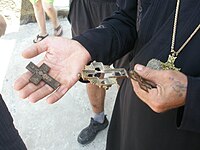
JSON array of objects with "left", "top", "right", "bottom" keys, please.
[{"left": 26, "top": 62, "right": 61, "bottom": 90}]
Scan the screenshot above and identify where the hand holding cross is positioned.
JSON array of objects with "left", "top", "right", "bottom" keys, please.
[{"left": 14, "top": 37, "right": 91, "bottom": 104}]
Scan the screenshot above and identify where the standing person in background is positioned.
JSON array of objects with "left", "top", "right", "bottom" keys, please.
[
  {"left": 30, "top": 0, "right": 63, "bottom": 43},
  {"left": 68, "top": 0, "right": 118, "bottom": 145},
  {"left": 0, "top": 14, "right": 27, "bottom": 150}
]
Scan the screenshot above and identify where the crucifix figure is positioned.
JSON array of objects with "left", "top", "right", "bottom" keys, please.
[{"left": 26, "top": 62, "right": 61, "bottom": 90}]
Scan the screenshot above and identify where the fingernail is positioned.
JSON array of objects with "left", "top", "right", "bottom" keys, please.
[{"left": 135, "top": 64, "right": 144, "bottom": 71}]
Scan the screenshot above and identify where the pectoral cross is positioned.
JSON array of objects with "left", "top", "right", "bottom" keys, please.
[
  {"left": 147, "top": 55, "right": 180, "bottom": 71},
  {"left": 161, "top": 55, "right": 180, "bottom": 71},
  {"left": 26, "top": 62, "right": 61, "bottom": 90}
]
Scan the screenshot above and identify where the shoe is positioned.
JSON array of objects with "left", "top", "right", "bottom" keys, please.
[
  {"left": 77, "top": 116, "right": 109, "bottom": 145},
  {"left": 54, "top": 25, "right": 63, "bottom": 36},
  {"left": 33, "top": 34, "right": 49, "bottom": 43}
]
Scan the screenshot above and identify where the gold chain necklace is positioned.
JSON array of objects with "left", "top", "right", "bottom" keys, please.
[{"left": 146, "top": 0, "right": 200, "bottom": 71}]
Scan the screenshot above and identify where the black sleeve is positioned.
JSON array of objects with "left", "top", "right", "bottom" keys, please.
[
  {"left": 177, "top": 76, "right": 200, "bottom": 133},
  {"left": 73, "top": 0, "right": 137, "bottom": 65},
  {"left": 0, "top": 94, "right": 27, "bottom": 150}
]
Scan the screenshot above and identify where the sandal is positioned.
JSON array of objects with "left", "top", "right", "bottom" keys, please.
[
  {"left": 54, "top": 25, "right": 63, "bottom": 36},
  {"left": 33, "top": 34, "right": 49, "bottom": 43}
]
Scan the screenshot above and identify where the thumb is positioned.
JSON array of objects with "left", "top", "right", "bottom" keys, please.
[
  {"left": 22, "top": 39, "right": 48, "bottom": 59},
  {"left": 134, "top": 64, "right": 159, "bottom": 82}
]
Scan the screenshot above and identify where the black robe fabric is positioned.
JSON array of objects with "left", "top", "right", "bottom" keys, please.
[
  {"left": 0, "top": 94, "right": 27, "bottom": 150},
  {"left": 74, "top": 0, "right": 200, "bottom": 149}
]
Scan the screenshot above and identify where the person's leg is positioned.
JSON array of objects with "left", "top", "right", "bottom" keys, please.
[
  {"left": 31, "top": 0, "right": 48, "bottom": 43},
  {"left": 68, "top": 0, "right": 117, "bottom": 145},
  {"left": 42, "top": 0, "right": 63, "bottom": 36},
  {"left": 86, "top": 83, "right": 106, "bottom": 123},
  {"left": 83, "top": 0, "right": 118, "bottom": 123},
  {"left": 0, "top": 94, "right": 27, "bottom": 150},
  {"left": 77, "top": 83, "right": 109, "bottom": 145},
  {"left": 32, "top": 0, "right": 48, "bottom": 36},
  {"left": 84, "top": 0, "right": 118, "bottom": 123}
]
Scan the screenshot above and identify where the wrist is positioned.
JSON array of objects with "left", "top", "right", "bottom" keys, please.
[{"left": 71, "top": 40, "right": 92, "bottom": 64}]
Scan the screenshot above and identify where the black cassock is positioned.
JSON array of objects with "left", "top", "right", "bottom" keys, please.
[
  {"left": 0, "top": 95, "right": 27, "bottom": 149},
  {"left": 74, "top": 0, "right": 200, "bottom": 149}
]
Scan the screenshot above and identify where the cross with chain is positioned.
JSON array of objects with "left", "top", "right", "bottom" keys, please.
[{"left": 26, "top": 62, "right": 61, "bottom": 90}]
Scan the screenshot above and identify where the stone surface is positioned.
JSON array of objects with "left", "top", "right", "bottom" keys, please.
[{"left": 20, "top": 0, "right": 36, "bottom": 25}]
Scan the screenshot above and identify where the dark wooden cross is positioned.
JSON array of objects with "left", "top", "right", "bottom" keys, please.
[{"left": 26, "top": 62, "right": 61, "bottom": 90}]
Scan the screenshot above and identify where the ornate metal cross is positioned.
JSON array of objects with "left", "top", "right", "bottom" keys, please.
[
  {"left": 26, "top": 62, "right": 61, "bottom": 90},
  {"left": 79, "top": 61, "right": 156, "bottom": 91}
]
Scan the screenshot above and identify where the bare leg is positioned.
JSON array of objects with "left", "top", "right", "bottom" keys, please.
[
  {"left": 32, "top": 0, "right": 48, "bottom": 36},
  {"left": 86, "top": 83, "right": 106, "bottom": 114},
  {"left": 77, "top": 83, "right": 108, "bottom": 144},
  {"left": 42, "top": 2, "right": 59, "bottom": 30}
]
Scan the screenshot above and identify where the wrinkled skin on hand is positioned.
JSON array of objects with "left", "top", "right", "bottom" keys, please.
[
  {"left": 14, "top": 37, "right": 91, "bottom": 104},
  {"left": 131, "top": 64, "right": 188, "bottom": 113}
]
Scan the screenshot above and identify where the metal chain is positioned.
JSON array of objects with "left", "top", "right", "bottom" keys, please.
[
  {"left": 176, "top": 25, "right": 200, "bottom": 55},
  {"left": 171, "top": 0, "right": 181, "bottom": 54},
  {"left": 171, "top": 0, "right": 200, "bottom": 57}
]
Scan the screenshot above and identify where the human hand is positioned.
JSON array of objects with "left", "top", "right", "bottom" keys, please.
[
  {"left": 14, "top": 37, "right": 91, "bottom": 104},
  {"left": 131, "top": 64, "right": 188, "bottom": 113}
]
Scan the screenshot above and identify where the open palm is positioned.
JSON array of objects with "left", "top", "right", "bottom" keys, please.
[{"left": 14, "top": 37, "right": 91, "bottom": 104}]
